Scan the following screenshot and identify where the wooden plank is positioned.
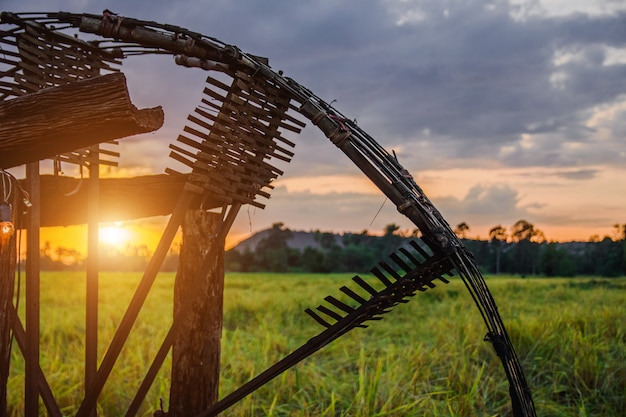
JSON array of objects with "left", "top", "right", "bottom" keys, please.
[
  {"left": 15, "top": 174, "right": 217, "bottom": 227},
  {"left": 205, "top": 74, "right": 233, "bottom": 92},
  {"left": 0, "top": 73, "right": 163, "bottom": 169}
]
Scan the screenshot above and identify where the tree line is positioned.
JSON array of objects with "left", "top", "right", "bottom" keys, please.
[
  {"left": 34, "top": 220, "right": 625, "bottom": 276},
  {"left": 38, "top": 241, "right": 179, "bottom": 272},
  {"left": 225, "top": 223, "right": 411, "bottom": 274},
  {"left": 225, "top": 220, "right": 626, "bottom": 277}
]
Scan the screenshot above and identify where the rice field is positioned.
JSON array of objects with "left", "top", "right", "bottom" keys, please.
[{"left": 6, "top": 272, "right": 626, "bottom": 416}]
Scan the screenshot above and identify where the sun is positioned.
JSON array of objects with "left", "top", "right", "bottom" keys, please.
[{"left": 99, "top": 222, "right": 131, "bottom": 248}]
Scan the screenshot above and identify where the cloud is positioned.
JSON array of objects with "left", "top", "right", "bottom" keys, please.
[
  {"left": 230, "top": 181, "right": 552, "bottom": 242},
  {"left": 433, "top": 183, "right": 538, "bottom": 224},
  {"left": 4, "top": 0, "right": 625, "bottom": 242},
  {"left": 148, "top": 0, "right": 624, "bottom": 173},
  {"left": 69, "top": 1, "right": 626, "bottom": 164},
  {"left": 10, "top": 0, "right": 622, "bottom": 175},
  {"left": 231, "top": 185, "right": 411, "bottom": 238},
  {"left": 549, "top": 168, "right": 599, "bottom": 180}
]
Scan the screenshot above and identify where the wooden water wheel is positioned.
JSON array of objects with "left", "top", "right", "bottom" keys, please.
[{"left": 0, "top": 11, "right": 535, "bottom": 417}]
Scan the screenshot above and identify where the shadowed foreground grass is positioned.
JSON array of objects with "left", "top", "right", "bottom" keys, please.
[{"left": 7, "top": 273, "right": 626, "bottom": 416}]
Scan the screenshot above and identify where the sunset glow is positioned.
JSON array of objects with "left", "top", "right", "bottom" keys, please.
[{"left": 99, "top": 223, "right": 132, "bottom": 249}]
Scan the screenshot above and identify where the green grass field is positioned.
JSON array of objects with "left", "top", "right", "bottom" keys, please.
[{"left": 7, "top": 272, "right": 626, "bottom": 416}]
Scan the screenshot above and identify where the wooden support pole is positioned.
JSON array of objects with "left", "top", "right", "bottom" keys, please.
[
  {"left": 76, "top": 191, "right": 196, "bottom": 417},
  {"left": 85, "top": 150, "right": 99, "bottom": 417},
  {"left": 25, "top": 162, "right": 40, "bottom": 417},
  {"left": 10, "top": 307, "right": 62, "bottom": 417},
  {"left": 0, "top": 72, "right": 164, "bottom": 169},
  {"left": 0, "top": 172, "right": 19, "bottom": 417},
  {"left": 168, "top": 210, "right": 224, "bottom": 416},
  {"left": 124, "top": 204, "right": 239, "bottom": 417}
]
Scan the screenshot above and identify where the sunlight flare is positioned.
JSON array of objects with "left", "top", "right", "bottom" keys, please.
[{"left": 99, "top": 223, "right": 132, "bottom": 249}]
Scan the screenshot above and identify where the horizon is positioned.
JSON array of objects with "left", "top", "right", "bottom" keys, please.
[{"left": 36, "top": 217, "right": 625, "bottom": 258}]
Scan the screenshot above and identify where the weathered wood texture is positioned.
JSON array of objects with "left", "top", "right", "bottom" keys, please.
[
  {"left": 0, "top": 72, "right": 164, "bottom": 169},
  {"left": 16, "top": 174, "right": 221, "bottom": 226},
  {"left": 169, "top": 210, "right": 224, "bottom": 416}
]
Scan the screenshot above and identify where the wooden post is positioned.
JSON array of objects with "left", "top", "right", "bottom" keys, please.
[
  {"left": 85, "top": 149, "right": 99, "bottom": 417},
  {"left": 25, "top": 162, "right": 40, "bottom": 417},
  {"left": 169, "top": 210, "right": 224, "bottom": 416},
  {"left": 0, "top": 172, "right": 19, "bottom": 417}
]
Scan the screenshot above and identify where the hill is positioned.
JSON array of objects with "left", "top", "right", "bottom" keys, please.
[{"left": 232, "top": 228, "right": 344, "bottom": 252}]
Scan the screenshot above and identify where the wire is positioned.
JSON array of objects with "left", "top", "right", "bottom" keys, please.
[
  {"left": 369, "top": 197, "right": 388, "bottom": 227},
  {"left": 0, "top": 169, "right": 13, "bottom": 203}
]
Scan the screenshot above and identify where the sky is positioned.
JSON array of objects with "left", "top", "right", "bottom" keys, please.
[{"left": 3, "top": 0, "right": 626, "bottom": 250}]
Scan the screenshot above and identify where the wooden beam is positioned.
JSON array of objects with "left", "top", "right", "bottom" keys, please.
[
  {"left": 18, "top": 174, "right": 221, "bottom": 226},
  {"left": 0, "top": 72, "right": 164, "bottom": 169},
  {"left": 24, "top": 162, "right": 41, "bottom": 417}
]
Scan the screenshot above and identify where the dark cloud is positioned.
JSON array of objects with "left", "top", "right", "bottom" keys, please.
[
  {"left": 11, "top": 0, "right": 622, "bottom": 174},
  {"left": 514, "top": 168, "right": 600, "bottom": 180},
  {"left": 548, "top": 168, "right": 599, "bottom": 180},
  {"left": 163, "top": 0, "right": 625, "bottom": 172}
]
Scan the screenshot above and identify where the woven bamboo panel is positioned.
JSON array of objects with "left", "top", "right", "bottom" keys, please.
[
  {"left": 167, "top": 71, "right": 304, "bottom": 208},
  {"left": 0, "top": 15, "right": 121, "bottom": 168}
]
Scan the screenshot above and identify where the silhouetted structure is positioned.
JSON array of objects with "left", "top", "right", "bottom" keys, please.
[{"left": 0, "top": 11, "right": 535, "bottom": 417}]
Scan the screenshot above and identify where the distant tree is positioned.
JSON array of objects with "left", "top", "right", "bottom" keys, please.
[
  {"left": 300, "top": 247, "right": 327, "bottom": 273},
  {"left": 258, "top": 222, "right": 292, "bottom": 250},
  {"left": 378, "top": 223, "right": 405, "bottom": 254},
  {"left": 489, "top": 225, "right": 507, "bottom": 274},
  {"left": 489, "top": 225, "right": 507, "bottom": 241},
  {"left": 239, "top": 222, "right": 296, "bottom": 272},
  {"left": 591, "top": 237, "right": 623, "bottom": 277},
  {"left": 510, "top": 220, "right": 545, "bottom": 275},
  {"left": 612, "top": 223, "right": 626, "bottom": 276},
  {"left": 462, "top": 239, "right": 491, "bottom": 272},
  {"left": 454, "top": 222, "right": 470, "bottom": 239},
  {"left": 40, "top": 242, "right": 83, "bottom": 270},
  {"left": 621, "top": 224, "right": 626, "bottom": 276},
  {"left": 540, "top": 243, "right": 576, "bottom": 277},
  {"left": 341, "top": 230, "right": 370, "bottom": 247},
  {"left": 510, "top": 220, "right": 544, "bottom": 243},
  {"left": 383, "top": 223, "right": 401, "bottom": 236},
  {"left": 315, "top": 231, "right": 339, "bottom": 250}
]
